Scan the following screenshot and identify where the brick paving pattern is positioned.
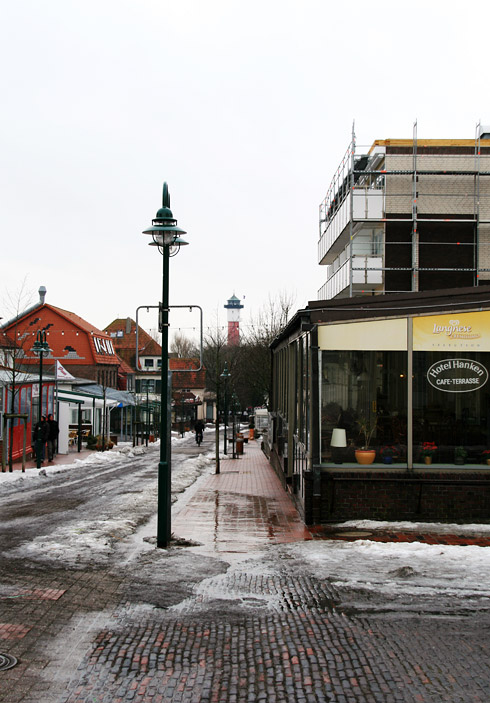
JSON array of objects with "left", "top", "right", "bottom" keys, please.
[
  {"left": 57, "top": 570, "right": 489, "bottom": 703},
  {"left": 1, "top": 439, "right": 489, "bottom": 702},
  {"left": 172, "top": 443, "right": 312, "bottom": 552}
]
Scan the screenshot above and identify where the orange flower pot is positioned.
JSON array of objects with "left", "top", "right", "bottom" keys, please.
[{"left": 355, "top": 449, "right": 376, "bottom": 465}]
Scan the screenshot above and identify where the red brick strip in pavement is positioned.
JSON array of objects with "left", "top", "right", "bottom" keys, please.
[
  {"left": 172, "top": 439, "right": 312, "bottom": 553},
  {"left": 311, "top": 525, "right": 490, "bottom": 546},
  {"left": 0, "top": 623, "right": 31, "bottom": 640},
  {"left": 2, "top": 447, "right": 95, "bottom": 472}
]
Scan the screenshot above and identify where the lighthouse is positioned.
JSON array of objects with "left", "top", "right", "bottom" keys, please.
[{"left": 224, "top": 294, "right": 244, "bottom": 345}]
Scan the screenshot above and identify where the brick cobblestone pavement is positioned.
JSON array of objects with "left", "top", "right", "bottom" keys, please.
[{"left": 1, "top": 439, "right": 489, "bottom": 702}]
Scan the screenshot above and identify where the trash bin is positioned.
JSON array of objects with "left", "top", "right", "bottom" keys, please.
[{"left": 236, "top": 437, "right": 244, "bottom": 455}]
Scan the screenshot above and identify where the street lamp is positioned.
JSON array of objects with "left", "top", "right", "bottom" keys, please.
[
  {"left": 220, "top": 362, "right": 230, "bottom": 455},
  {"left": 231, "top": 392, "right": 239, "bottom": 459},
  {"left": 143, "top": 182, "right": 188, "bottom": 548},
  {"left": 32, "top": 330, "right": 52, "bottom": 469}
]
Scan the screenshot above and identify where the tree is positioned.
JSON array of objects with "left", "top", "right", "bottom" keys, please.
[
  {"left": 201, "top": 321, "right": 229, "bottom": 472},
  {"left": 1, "top": 281, "right": 37, "bottom": 470},
  {"left": 238, "top": 291, "right": 296, "bottom": 409},
  {"left": 202, "top": 323, "right": 229, "bottom": 398},
  {"left": 200, "top": 292, "right": 296, "bottom": 416},
  {"left": 170, "top": 332, "right": 199, "bottom": 358}
]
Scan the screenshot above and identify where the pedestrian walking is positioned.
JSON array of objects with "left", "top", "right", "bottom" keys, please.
[
  {"left": 194, "top": 419, "right": 204, "bottom": 445},
  {"left": 34, "top": 415, "right": 49, "bottom": 463},
  {"left": 47, "top": 413, "right": 59, "bottom": 462}
]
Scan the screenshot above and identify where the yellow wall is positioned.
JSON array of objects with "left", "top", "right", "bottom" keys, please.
[
  {"left": 318, "top": 318, "right": 408, "bottom": 351},
  {"left": 318, "top": 310, "right": 490, "bottom": 352}
]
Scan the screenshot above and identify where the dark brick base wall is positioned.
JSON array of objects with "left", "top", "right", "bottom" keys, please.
[{"left": 316, "top": 469, "right": 490, "bottom": 523}]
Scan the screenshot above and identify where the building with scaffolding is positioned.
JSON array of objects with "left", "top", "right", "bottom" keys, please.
[{"left": 318, "top": 124, "right": 490, "bottom": 300}]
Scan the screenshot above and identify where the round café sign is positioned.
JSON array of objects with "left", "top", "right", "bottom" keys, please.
[{"left": 427, "top": 358, "right": 488, "bottom": 393}]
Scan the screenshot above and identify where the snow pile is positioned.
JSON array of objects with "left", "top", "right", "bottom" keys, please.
[
  {"left": 15, "top": 518, "right": 139, "bottom": 566},
  {"left": 284, "top": 538, "right": 490, "bottom": 600},
  {"left": 3, "top": 440, "right": 217, "bottom": 568},
  {"left": 171, "top": 450, "right": 216, "bottom": 499},
  {"left": 0, "top": 443, "right": 153, "bottom": 487}
]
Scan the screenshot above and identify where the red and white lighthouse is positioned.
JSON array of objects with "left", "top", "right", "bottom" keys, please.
[{"left": 224, "top": 294, "right": 244, "bottom": 346}]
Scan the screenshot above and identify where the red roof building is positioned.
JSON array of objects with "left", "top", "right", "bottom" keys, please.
[
  {"left": 1, "top": 296, "right": 119, "bottom": 387},
  {"left": 0, "top": 330, "right": 17, "bottom": 368},
  {"left": 104, "top": 317, "right": 209, "bottom": 424}
]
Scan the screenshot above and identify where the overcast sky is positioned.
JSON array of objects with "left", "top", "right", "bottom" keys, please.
[{"left": 1, "top": 0, "right": 487, "bottom": 343}]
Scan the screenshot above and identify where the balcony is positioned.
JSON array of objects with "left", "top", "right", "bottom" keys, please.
[
  {"left": 318, "top": 187, "right": 385, "bottom": 265},
  {"left": 318, "top": 256, "right": 383, "bottom": 300}
]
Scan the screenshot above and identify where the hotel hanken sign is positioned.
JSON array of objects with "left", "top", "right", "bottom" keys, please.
[{"left": 427, "top": 358, "right": 489, "bottom": 393}]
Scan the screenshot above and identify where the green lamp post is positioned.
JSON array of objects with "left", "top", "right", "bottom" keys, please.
[
  {"left": 143, "top": 182, "right": 188, "bottom": 548},
  {"left": 32, "top": 330, "right": 52, "bottom": 469},
  {"left": 220, "top": 362, "right": 231, "bottom": 455},
  {"left": 231, "top": 392, "right": 238, "bottom": 459}
]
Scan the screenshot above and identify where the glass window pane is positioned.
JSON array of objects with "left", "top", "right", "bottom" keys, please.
[
  {"left": 413, "top": 352, "right": 490, "bottom": 465},
  {"left": 321, "top": 350, "right": 408, "bottom": 465}
]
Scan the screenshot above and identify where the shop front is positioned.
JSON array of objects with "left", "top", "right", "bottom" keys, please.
[
  {"left": 270, "top": 288, "right": 490, "bottom": 525},
  {"left": 1, "top": 372, "right": 56, "bottom": 466},
  {"left": 320, "top": 312, "right": 490, "bottom": 469}
]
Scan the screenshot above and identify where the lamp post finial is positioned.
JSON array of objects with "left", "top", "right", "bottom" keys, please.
[{"left": 162, "top": 182, "right": 170, "bottom": 209}]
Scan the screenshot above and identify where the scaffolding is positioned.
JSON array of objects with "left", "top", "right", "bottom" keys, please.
[{"left": 318, "top": 122, "right": 490, "bottom": 300}]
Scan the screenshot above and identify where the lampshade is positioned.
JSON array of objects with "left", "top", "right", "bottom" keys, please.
[{"left": 331, "top": 428, "right": 347, "bottom": 448}]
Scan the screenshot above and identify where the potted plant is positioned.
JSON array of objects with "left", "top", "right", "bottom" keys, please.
[
  {"left": 420, "top": 441, "right": 437, "bottom": 465},
  {"left": 454, "top": 446, "right": 468, "bottom": 465},
  {"left": 380, "top": 445, "right": 399, "bottom": 465},
  {"left": 94, "top": 435, "right": 114, "bottom": 451},
  {"left": 86, "top": 434, "right": 97, "bottom": 450},
  {"left": 482, "top": 449, "right": 490, "bottom": 465},
  {"left": 355, "top": 415, "right": 377, "bottom": 465}
]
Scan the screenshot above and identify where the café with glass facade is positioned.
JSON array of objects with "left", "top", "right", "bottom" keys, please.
[{"left": 270, "top": 286, "right": 490, "bottom": 525}]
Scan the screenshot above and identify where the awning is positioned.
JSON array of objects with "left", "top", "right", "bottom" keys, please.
[
  {"left": 75, "top": 384, "right": 136, "bottom": 407},
  {"left": 57, "top": 389, "right": 120, "bottom": 409}
]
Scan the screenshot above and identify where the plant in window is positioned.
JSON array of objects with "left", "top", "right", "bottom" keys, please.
[
  {"left": 482, "top": 449, "right": 490, "bottom": 465},
  {"left": 380, "top": 445, "right": 399, "bottom": 463},
  {"left": 454, "top": 446, "right": 467, "bottom": 464},
  {"left": 355, "top": 415, "right": 378, "bottom": 465},
  {"left": 420, "top": 441, "right": 437, "bottom": 464},
  {"left": 356, "top": 415, "right": 377, "bottom": 450}
]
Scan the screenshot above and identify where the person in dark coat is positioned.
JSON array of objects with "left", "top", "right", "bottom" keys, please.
[
  {"left": 47, "top": 413, "right": 59, "bottom": 462},
  {"left": 34, "top": 415, "right": 49, "bottom": 463},
  {"left": 194, "top": 419, "right": 204, "bottom": 444}
]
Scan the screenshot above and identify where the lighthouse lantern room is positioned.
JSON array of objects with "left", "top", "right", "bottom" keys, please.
[{"left": 224, "top": 294, "right": 244, "bottom": 345}]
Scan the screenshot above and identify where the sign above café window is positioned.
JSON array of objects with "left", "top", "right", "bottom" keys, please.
[
  {"left": 414, "top": 311, "right": 490, "bottom": 351},
  {"left": 427, "top": 358, "right": 488, "bottom": 393}
]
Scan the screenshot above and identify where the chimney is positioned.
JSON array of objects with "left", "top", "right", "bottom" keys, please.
[
  {"left": 126, "top": 317, "right": 131, "bottom": 335},
  {"left": 39, "top": 286, "right": 47, "bottom": 304}
]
